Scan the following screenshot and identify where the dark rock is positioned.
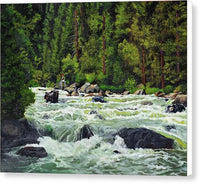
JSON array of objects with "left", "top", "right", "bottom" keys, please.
[
  {"left": 78, "top": 125, "right": 94, "bottom": 140},
  {"left": 113, "top": 150, "right": 121, "bottom": 154},
  {"left": 115, "top": 128, "right": 174, "bottom": 149},
  {"left": 155, "top": 91, "right": 165, "bottom": 97},
  {"left": 16, "top": 146, "right": 47, "bottom": 158},
  {"left": 166, "top": 125, "right": 176, "bottom": 131},
  {"left": 42, "top": 114, "right": 50, "bottom": 119},
  {"left": 166, "top": 104, "right": 185, "bottom": 113},
  {"left": 172, "top": 95, "right": 187, "bottom": 107},
  {"left": 92, "top": 96, "right": 106, "bottom": 103},
  {"left": 134, "top": 89, "right": 146, "bottom": 95},
  {"left": 95, "top": 114, "right": 105, "bottom": 120},
  {"left": 64, "top": 87, "right": 74, "bottom": 93},
  {"left": 1, "top": 118, "right": 40, "bottom": 149},
  {"left": 86, "top": 84, "right": 100, "bottom": 93},
  {"left": 44, "top": 90, "right": 59, "bottom": 103},
  {"left": 89, "top": 111, "right": 98, "bottom": 114},
  {"left": 141, "top": 101, "right": 153, "bottom": 105}
]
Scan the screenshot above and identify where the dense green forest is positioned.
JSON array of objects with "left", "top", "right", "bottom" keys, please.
[{"left": 1, "top": 1, "right": 187, "bottom": 119}]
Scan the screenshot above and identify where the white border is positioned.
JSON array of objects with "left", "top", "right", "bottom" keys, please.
[
  {"left": 0, "top": 0, "right": 197, "bottom": 183},
  {"left": 187, "top": 0, "right": 192, "bottom": 176}
]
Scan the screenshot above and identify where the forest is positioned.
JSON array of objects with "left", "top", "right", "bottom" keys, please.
[{"left": 1, "top": 1, "right": 187, "bottom": 120}]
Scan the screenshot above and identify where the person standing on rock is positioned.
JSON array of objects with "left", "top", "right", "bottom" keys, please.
[{"left": 60, "top": 74, "right": 66, "bottom": 90}]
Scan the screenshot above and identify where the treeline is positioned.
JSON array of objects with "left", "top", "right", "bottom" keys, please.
[{"left": 1, "top": 1, "right": 187, "bottom": 119}]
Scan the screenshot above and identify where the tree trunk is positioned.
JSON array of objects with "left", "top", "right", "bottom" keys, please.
[
  {"left": 75, "top": 9, "right": 80, "bottom": 62},
  {"left": 142, "top": 49, "right": 146, "bottom": 86},
  {"left": 160, "top": 49, "right": 165, "bottom": 89},
  {"left": 102, "top": 14, "right": 106, "bottom": 75}
]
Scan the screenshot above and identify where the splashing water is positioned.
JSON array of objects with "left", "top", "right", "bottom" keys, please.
[{"left": 2, "top": 87, "right": 187, "bottom": 175}]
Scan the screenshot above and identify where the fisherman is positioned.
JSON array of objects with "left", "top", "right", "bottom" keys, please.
[{"left": 59, "top": 74, "right": 66, "bottom": 90}]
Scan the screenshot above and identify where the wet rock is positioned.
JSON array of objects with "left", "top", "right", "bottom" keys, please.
[
  {"left": 115, "top": 128, "right": 174, "bottom": 149},
  {"left": 42, "top": 114, "right": 50, "bottom": 119},
  {"left": 95, "top": 114, "right": 105, "bottom": 120},
  {"left": 92, "top": 96, "right": 106, "bottom": 103},
  {"left": 1, "top": 118, "right": 40, "bottom": 149},
  {"left": 141, "top": 101, "right": 153, "bottom": 105},
  {"left": 166, "top": 104, "right": 185, "bottom": 113},
  {"left": 78, "top": 125, "right": 94, "bottom": 140},
  {"left": 17, "top": 146, "right": 47, "bottom": 158},
  {"left": 113, "top": 150, "right": 121, "bottom": 154},
  {"left": 172, "top": 95, "right": 187, "bottom": 107},
  {"left": 155, "top": 91, "right": 165, "bottom": 97},
  {"left": 166, "top": 125, "right": 176, "bottom": 131},
  {"left": 123, "top": 91, "right": 130, "bottom": 95},
  {"left": 134, "top": 89, "right": 146, "bottom": 95},
  {"left": 89, "top": 111, "right": 98, "bottom": 114},
  {"left": 44, "top": 90, "right": 59, "bottom": 103}
]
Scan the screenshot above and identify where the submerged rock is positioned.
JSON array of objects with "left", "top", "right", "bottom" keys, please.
[
  {"left": 166, "top": 125, "right": 176, "bottom": 131},
  {"left": 89, "top": 110, "right": 98, "bottom": 114},
  {"left": 17, "top": 146, "right": 47, "bottom": 158},
  {"left": 44, "top": 90, "right": 59, "bottom": 103},
  {"left": 166, "top": 104, "right": 185, "bottom": 113},
  {"left": 78, "top": 125, "right": 94, "bottom": 140},
  {"left": 92, "top": 96, "right": 106, "bottom": 103},
  {"left": 1, "top": 118, "right": 40, "bottom": 149},
  {"left": 141, "top": 101, "right": 153, "bottom": 105},
  {"left": 115, "top": 128, "right": 174, "bottom": 149}
]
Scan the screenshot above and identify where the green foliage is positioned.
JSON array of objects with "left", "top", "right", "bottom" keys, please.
[
  {"left": 174, "top": 84, "right": 187, "bottom": 94},
  {"left": 124, "top": 78, "right": 137, "bottom": 93},
  {"left": 99, "top": 85, "right": 123, "bottom": 93},
  {"left": 1, "top": 2, "right": 187, "bottom": 120},
  {"left": 164, "top": 85, "right": 174, "bottom": 94},
  {"left": 146, "top": 88, "right": 164, "bottom": 95}
]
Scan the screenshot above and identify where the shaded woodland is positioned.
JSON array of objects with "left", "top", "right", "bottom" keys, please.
[{"left": 1, "top": 1, "right": 187, "bottom": 119}]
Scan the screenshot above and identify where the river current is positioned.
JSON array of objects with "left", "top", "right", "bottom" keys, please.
[{"left": 2, "top": 87, "right": 187, "bottom": 175}]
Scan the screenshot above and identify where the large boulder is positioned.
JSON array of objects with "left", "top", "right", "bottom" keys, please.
[
  {"left": 92, "top": 96, "right": 106, "bottom": 103},
  {"left": 78, "top": 125, "right": 94, "bottom": 140},
  {"left": 44, "top": 90, "right": 59, "bottom": 103},
  {"left": 115, "top": 128, "right": 174, "bottom": 149},
  {"left": 16, "top": 146, "right": 47, "bottom": 158},
  {"left": 166, "top": 104, "right": 185, "bottom": 113},
  {"left": 65, "top": 83, "right": 79, "bottom": 94},
  {"left": 164, "top": 93, "right": 178, "bottom": 99},
  {"left": 134, "top": 89, "right": 146, "bottom": 95},
  {"left": 155, "top": 91, "right": 165, "bottom": 97},
  {"left": 1, "top": 118, "right": 40, "bottom": 149},
  {"left": 172, "top": 95, "right": 187, "bottom": 107},
  {"left": 85, "top": 84, "right": 100, "bottom": 93},
  {"left": 80, "top": 82, "right": 91, "bottom": 93}
]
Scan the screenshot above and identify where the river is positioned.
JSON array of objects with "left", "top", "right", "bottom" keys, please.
[{"left": 2, "top": 87, "right": 187, "bottom": 175}]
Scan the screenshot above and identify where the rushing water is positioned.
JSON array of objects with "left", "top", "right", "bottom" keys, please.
[{"left": 2, "top": 87, "right": 187, "bottom": 175}]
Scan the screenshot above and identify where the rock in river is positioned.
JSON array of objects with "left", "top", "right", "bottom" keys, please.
[
  {"left": 17, "top": 146, "right": 47, "bottom": 158},
  {"left": 78, "top": 125, "right": 94, "bottom": 140},
  {"left": 92, "top": 96, "right": 106, "bottom": 103},
  {"left": 1, "top": 118, "right": 40, "bottom": 149},
  {"left": 166, "top": 104, "right": 185, "bottom": 113},
  {"left": 115, "top": 128, "right": 174, "bottom": 149}
]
